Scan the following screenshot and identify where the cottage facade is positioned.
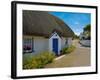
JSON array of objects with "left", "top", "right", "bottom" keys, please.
[{"left": 23, "top": 10, "right": 74, "bottom": 55}]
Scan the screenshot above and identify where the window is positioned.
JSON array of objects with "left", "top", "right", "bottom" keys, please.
[
  {"left": 65, "top": 39, "right": 68, "bottom": 45},
  {"left": 23, "top": 37, "right": 33, "bottom": 53}
]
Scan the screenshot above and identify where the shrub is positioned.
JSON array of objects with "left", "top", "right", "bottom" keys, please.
[
  {"left": 61, "top": 45, "right": 76, "bottom": 54},
  {"left": 23, "top": 51, "right": 55, "bottom": 69},
  {"left": 40, "top": 51, "right": 55, "bottom": 65},
  {"left": 23, "top": 54, "right": 39, "bottom": 69}
]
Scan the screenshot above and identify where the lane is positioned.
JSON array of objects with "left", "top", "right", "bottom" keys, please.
[{"left": 45, "top": 40, "right": 90, "bottom": 68}]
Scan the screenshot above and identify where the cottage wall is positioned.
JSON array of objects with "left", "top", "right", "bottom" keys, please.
[
  {"left": 23, "top": 35, "right": 73, "bottom": 55},
  {"left": 34, "top": 36, "right": 49, "bottom": 54},
  {"left": 61, "top": 37, "right": 66, "bottom": 49},
  {"left": 61, "top": 37, "right": 72, "bottom": 49},
  {"left": 23, "top": 35, "right": 49, "bottom": 54},
  {"left": 67, "top": 38, "right": 73, "bottom": 46}
]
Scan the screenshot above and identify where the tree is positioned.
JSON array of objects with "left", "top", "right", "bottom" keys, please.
[
  {"left": 83, "top": 24, "right": 91, "bottom": 32},
  {"left": 83, "top": 24, "right": 91, "bottom": 40}
]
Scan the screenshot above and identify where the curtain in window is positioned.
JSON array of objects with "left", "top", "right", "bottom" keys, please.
[{"left": 23, "top": 37, "right": 33, "bottom": 53}]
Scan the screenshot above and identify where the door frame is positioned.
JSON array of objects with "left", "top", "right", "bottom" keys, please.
[
  {"left": 52, "top": 38, "right": 58, "bottom": 55},
  {"left": 49, "top": 32, "right": 61, "bottom": 55}
]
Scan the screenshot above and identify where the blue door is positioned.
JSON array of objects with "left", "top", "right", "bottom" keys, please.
[{"left": 52, "top": 38, "right": 58, "bottom": 55}]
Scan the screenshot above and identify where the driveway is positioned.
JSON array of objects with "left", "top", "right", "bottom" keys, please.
[{"left": 45, "top": 39, "right": 90, "bottom": 68}]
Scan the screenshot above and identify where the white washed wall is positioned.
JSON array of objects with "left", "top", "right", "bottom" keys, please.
[
  {"left": 23, "top": 35, "right": 49, "bottom": 54},
  {"left": 67, "top": 38, "right": 72, "bottom": 46},
  {"left": 23, "top": 35, "right": 73, "bottom": 55},
  {"left": 61, "top": 37, "right": 66, "bottom": 49},
  {"left": 61, "top": 37, "right": 72, "bottom": 49},
  {"left": 80, "top": 40, "right": 91, "bottom": 47},
  {"left": 34, "top": 36, "right": 49, "bottom": 54}
]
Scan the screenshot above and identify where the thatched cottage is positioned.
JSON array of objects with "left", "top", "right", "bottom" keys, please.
[{"left": 23, "top": 10, "right": 74, "bottom": 55}]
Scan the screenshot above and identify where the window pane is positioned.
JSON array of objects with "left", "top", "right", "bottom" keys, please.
[{"left": 23, "top": 37, "right": 33, "bottom": 53}]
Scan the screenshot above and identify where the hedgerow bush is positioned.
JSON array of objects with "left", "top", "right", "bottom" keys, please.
[
  {"left": 61, "top": 45, "right": 76, "bottom": 54},
  {"left": 23, "top": 51, "right": 55, "bottom": 69}
]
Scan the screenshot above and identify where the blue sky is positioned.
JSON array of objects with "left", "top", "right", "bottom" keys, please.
[{"left": 49, "top": 12, "right": 91, "bottom": 35}]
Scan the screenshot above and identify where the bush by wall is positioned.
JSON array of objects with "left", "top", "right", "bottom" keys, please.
[
  {"left": 61, "top": 45, "right": 76, "bottom": 54},
  {"left": 23, "top": 51, "right": 55, "bottom": 69}
]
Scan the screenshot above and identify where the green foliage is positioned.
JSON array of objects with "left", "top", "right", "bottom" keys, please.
[
  {"left": 39, "top": 52, "right": 55, "bottom": 64},
  {"left": 23, "top": 57, "right": 38, "bottom": 69},
  {"left": 83, "top": 24, "right": 91, "bottom": 32},
  {"left": 23, "top": 51, "right": 55, "bottom": 69},
  {"left": 61, "top": 45, "right": 76, "bottom": 54},
  {"left": 74, "top": 34, "right": 79, "bottom": 39},
  {"left": 83, "top": 24, "right": 91, "bottom": 39}
]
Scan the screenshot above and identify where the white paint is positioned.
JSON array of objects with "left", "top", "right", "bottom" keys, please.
[
  {"left": 23, "top": 35, "right": 70, "bottom": 55},
  {"left": 54, "top": 55, "right": 66, "bottom": 61},
  {"left": 67, "top": 38, "right": 72, "bottom": 46},
  {"left": 49, "top": 32, "right": 61, "bottom": 55},
  {"left": 23, "top": 36, "right": 49, "bottom": 54},
  {"left": 34, "top": 36, "right": 49, "bottom": 53},
  {"left": 80, "top": 40, "right": 91, "bottom": 47},
  {"left": 61, "top": 37, "right": 72, "bottom": 49},
  {"left": 61, "top": 37, "right": 66, "bottom": 49},
  {"left": 79, "top": 33, "right": 85, "bottom": 39}
]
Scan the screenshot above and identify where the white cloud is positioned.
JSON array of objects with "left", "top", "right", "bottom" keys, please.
[
  {"left": 74, "top": 22, "right": 80, "bottom": 25},
  {"left": 74, "top": 29, "right": 83, "bottom": 36}
]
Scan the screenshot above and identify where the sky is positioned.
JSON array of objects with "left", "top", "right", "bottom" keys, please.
[{"left": 49, "top": 12, "right": 91, "bottom": 36}]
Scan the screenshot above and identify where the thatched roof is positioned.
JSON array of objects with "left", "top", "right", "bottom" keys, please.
[{"left": 23, "top": 10, "right": 74, "bottom": 38}]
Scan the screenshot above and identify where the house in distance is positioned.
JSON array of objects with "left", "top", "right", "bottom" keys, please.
[{"left": 23, "top": 10, "right": 74, "bottom": 56}]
